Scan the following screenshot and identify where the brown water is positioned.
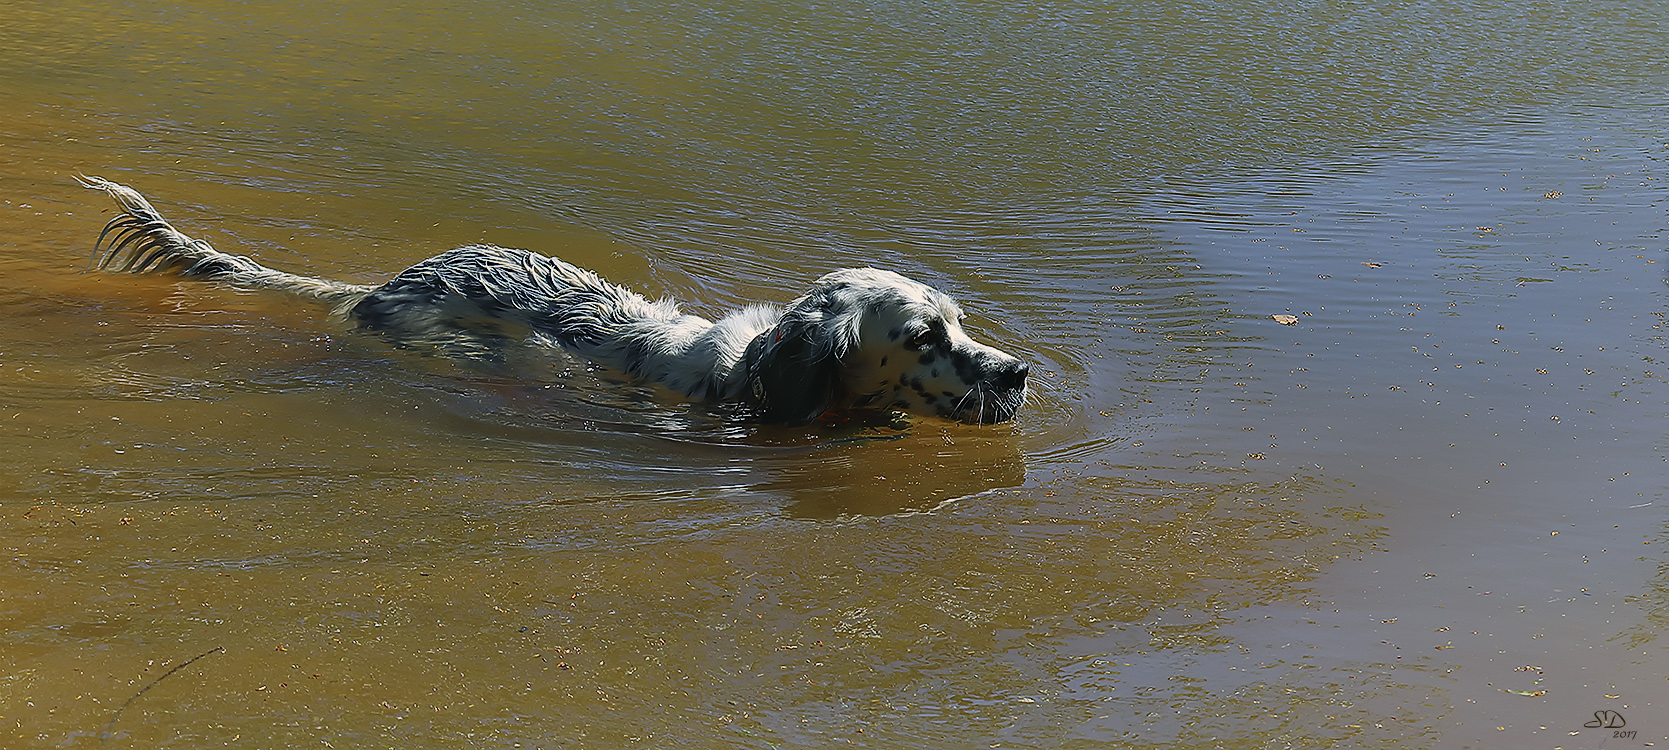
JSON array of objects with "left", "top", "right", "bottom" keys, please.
[{"left": 2, "top": 0, "right": 1667, "bottom": 747}]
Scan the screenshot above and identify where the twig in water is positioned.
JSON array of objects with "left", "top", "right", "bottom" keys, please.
[{"left": 100, "top": 646, "right": 224, "bottom": 745}]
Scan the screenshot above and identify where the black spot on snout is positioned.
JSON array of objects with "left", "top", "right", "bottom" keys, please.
[
  {"left": 993, "top": 359, "right": 1030, "bottom": 391},
  {"left": 947, "top": 344, "right": 1031, "bottom": 394}
]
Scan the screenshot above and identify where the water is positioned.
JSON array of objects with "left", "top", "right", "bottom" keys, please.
[{"left": 1, "top": 0, "right": 1666, "bottom": 746}]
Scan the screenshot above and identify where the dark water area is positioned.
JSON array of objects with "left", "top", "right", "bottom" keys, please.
[{"left": 1, "top": 0, "right": 1666, "bottom": 747}]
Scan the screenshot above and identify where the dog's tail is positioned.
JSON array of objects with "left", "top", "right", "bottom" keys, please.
[{"left": 79, "top": 176, "right": 374, "bottom": 309}]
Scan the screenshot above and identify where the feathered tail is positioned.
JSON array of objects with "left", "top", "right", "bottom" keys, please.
[{"left": 79, "top": 176, "right": 373, "bottom": 309}]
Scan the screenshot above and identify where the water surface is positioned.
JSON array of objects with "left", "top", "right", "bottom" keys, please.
[{"left": 1, "top": 0, "right": 1666, "bottom": 747}]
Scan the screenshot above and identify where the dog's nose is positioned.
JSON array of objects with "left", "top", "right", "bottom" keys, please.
[{"left": 993, "top": 359, "right": 1029, "bottom": 391}]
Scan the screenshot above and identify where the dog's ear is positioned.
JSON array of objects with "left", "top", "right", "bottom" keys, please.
[{"left": 751, "top": 312, "right": 843, "bottom": 425}]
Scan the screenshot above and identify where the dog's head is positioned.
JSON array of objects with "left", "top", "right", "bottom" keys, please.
[{"left": 747, "top": 268, "right": 1028, "bottom": 425}]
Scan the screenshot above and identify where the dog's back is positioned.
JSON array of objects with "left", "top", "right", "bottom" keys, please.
[
  {"left": 81, "top": 177, "right": 769, "bottom": 402},
  {"left": 82, "top": 176, "right": 677, "bottom": 352},
  {"left": 351, "top": 245, "right": 660, "bottom": 346}
]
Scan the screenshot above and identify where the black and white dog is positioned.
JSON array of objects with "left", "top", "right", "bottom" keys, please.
[{"left": 81, "top": 177, "right": 1028, "bottom": 424}]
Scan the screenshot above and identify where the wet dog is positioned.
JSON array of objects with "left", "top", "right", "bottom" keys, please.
[{"left": 80, "top": 177, "right": 1028, "bottom": 424}]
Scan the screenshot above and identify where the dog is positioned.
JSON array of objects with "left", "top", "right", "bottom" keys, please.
[{"left": 80, "top": 177, "right": 1029, "bottom": 425}]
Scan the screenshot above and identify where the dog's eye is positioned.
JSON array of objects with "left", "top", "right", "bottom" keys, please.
[{"left": 905, "top": 329, "right": 937, "bottom": 350}]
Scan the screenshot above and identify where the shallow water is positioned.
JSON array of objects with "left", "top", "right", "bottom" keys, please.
[{"left": 1, "top": 0, "right": 1666, "bottom": 747}]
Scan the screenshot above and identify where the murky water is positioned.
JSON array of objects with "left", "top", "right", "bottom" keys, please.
[{"left": 2, "top": 0, "right": 1666, "bottom": 747}]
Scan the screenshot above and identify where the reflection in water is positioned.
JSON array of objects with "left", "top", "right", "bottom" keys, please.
[{"left": 761, "top": 428, "right": 1029, "bottom": 518}]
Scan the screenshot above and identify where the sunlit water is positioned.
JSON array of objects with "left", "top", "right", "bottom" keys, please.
[{"left": 1, "top": 0, "right": 1666, "bottom": 747}]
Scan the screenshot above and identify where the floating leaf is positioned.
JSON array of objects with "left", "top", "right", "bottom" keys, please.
[{"left": 1272, "top": 314, "right": 1299, "bottom": 325}]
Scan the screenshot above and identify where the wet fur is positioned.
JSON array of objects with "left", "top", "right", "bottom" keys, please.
[{"left": 79, "top": 176, "right": 1029, "bottom": 424}]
